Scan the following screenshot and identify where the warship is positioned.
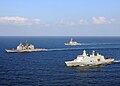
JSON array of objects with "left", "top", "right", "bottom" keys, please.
[
  {"left": 65, "top": 50, "right": 114, "bottom": 66},
  {"left": 5, "top": 41, "right": 47, "bottom": 53}
]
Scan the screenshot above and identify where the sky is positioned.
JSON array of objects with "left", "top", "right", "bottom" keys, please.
[{"left": 0, "top": 0, "right": 120, "bottom": 36}]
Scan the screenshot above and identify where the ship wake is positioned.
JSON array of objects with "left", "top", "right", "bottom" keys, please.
[
  {"left": 114, "top": 60, "right": 120, "bottom": 63},
  {"left": 81, "top": 43, "right": 120, "bottom": 45},
  {"left": 47, "top": 47, "right": 120, "bottom": 51},
  {"left": 47, "top": 48, "right": 80, "bottom": 51}
]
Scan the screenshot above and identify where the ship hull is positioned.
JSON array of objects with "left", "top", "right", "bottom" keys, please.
[
  {"left": 65, "top": 59, "right": 114, "bottom": 67},
  {"left": 5, "top": 48, "right": 47, "bottom": 53},
  {"left": 64, "top": 43, "right": 81, "bottom": 46}
]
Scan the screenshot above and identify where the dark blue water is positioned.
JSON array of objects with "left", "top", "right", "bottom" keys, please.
[{"left": 0, "top": 36, "right": 120, "bottom": 86}]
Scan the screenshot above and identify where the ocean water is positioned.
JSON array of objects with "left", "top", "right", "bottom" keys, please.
[{"left": 0, "top": 36, "right": 120, "bottom": 86}]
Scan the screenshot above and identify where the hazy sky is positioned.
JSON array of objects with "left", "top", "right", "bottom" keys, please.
[{"left": 0, "top": 0, "right": 120, "bottom": 36}]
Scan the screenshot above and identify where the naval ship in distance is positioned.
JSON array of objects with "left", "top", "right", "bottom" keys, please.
[{"left": 5, "top": 41, "right": 47, "bottom": 53}]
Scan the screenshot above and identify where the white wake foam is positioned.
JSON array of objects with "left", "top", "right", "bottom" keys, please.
[
  {"left": 47, "top": 48, "right": 80, "bottom": 51},
  {"left": 47, "top": 47, "right": 120, "bottom": 52},
  {"left": 114, "top": 60, "right": 120, "bottom": 63},
  {"left": 81, "top": 43, "right": 120, "bottom": 45}
]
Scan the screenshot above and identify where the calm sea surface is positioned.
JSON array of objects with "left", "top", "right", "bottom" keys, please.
[{"left": 0, "top": 36, "right": 120, "bottom": 86}]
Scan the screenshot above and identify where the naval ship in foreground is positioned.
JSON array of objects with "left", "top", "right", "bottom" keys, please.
[
  {"left": 64, "top": 38, "right": 81, "bottom": 46},
  {"left": 5, "top": 41, "right": 47, "bottom": 53},
  {"left": 65, "top": 50, "right": 114, "bottom": 66}
]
